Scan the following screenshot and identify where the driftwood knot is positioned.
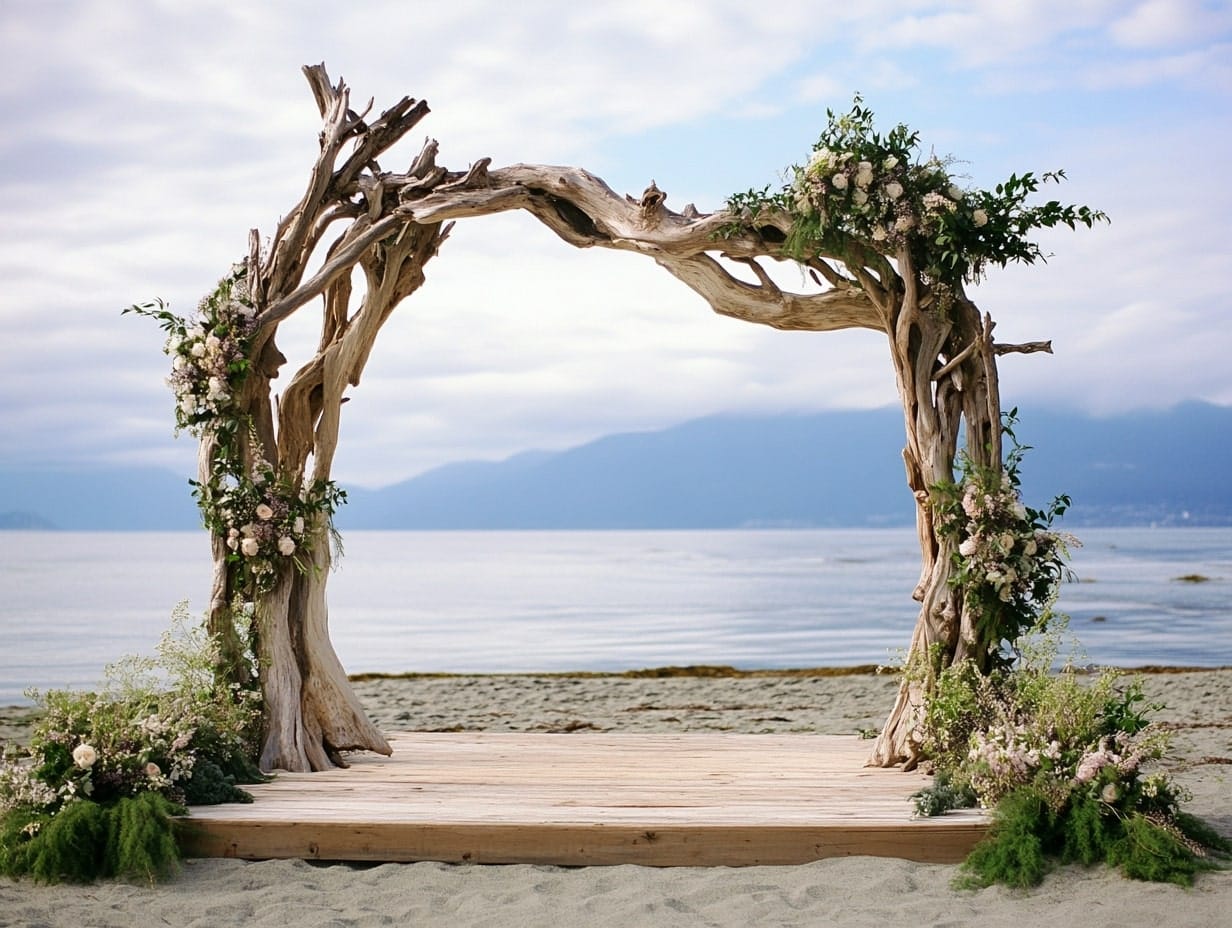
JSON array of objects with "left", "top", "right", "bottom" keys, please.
[{"left": 639, "top": 181, "right": 667, "bottom": 223}]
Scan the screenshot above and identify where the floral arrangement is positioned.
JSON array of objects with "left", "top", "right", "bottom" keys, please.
[
  {"left": 914, "top": 641, "right": 1230, "bottom": 887},
  {"left": 126, "top": 263, "right": 256, "bottom": 437},
  {"left": 127, "top": 268, "right": 347, "bottom": 598},
  {"left": 0, "top": 604, "right": 264, "bottom": 883},
  {"left": 194, "top": 456, "right": 347, "bottom": 595},
  {"left": 726, "top": 96, "right": 1106, "bottom": 291},
  {"left": 932, "top": 413, "right": 1076, "bottom": 664}
]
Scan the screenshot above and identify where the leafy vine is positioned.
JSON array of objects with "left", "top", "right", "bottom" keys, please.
[
  {"left": 932, "top": 412, "right": 1077, "bottom": 665},
  {"left": 124, "top": 265, "right": 345, "bottom": 596}
]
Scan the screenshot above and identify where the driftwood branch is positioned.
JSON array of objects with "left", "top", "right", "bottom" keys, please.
[{"left": 994, "top": 339, "right": 1053, "bottom": 356}]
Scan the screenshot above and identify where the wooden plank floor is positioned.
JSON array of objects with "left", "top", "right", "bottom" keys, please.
[{"left": 179, "top": 732, "right": 988, "bottom": 867}]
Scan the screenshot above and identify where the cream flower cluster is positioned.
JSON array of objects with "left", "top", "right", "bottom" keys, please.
[
  {"left": 196, "top": 456, "right": 346, "bottom": 596},
  {"left": 791, "top": 145, "right": 975, "bottom": 259},
  {"left": 953, "top": 477, "right": 1068, "bottom": 606},
  {"left": 941, "top": 469, "right": 1075, "bottom": 629},
  {"left": 208, "top": 466, "right": 318, "bottom": 592},
  {"left": 163, "top": 269, "right": 256, "bottom": 435}
]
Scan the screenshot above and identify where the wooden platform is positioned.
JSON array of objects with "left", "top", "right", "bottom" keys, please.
[{"left": 178, "top": 732, "right": 988, "bottom": 867}]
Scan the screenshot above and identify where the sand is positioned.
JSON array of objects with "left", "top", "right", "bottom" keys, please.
[{"left": 1, "top": 668, "right": 1229, "bottom": 927}]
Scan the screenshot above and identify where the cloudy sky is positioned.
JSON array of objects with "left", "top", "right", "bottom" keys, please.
[{"left": 2, "top": 1, "right": 1229, "bottom": 488}]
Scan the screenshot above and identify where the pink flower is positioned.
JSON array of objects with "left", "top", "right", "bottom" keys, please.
[
  {"left": 277, "top": 536, "right": 296, "bottom": 556},
  {"left": 255, "top": 503, "right": 274, "bottom": 521},
  {"left": 241, "top": 537, "right": 260, "bottom": 557}
]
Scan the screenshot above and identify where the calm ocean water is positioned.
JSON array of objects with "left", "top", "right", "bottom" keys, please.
[{"left": 2, "top": 528, "right": 1230, "bottom": 705}]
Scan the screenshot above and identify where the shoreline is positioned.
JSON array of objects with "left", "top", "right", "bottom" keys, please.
[{"left": 4, "top": 664, "right": 1230, "bottom": 748}]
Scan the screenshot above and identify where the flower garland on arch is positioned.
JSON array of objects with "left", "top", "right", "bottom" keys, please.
[
  {"left": 725, "top": 95, "right": 1107, "bottom": 295},
  {"left": 932, "top": 413, "right": 1078, "bottom": 665},
  {"left": 125, "top": 265, "right": 346, "bottom": 597}
]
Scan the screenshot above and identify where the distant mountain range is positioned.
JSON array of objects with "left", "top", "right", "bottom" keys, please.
[{"left": 3, "top": 403, "right": 1230, "bottom": 530}]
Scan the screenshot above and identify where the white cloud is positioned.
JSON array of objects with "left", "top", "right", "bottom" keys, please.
[
  {"left": 1109, "top": 0, "right": 1232, "bottom": 48},
  {"left": 1081, "top": 42, "right": 1232, "bottom": 90},
  {"left": 1, "top": 0, "right": 1229, "bottom": 487}
]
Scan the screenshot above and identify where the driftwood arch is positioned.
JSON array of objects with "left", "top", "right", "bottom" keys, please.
[{"left": 193, "top": 65, "right": 1057, "bottom": 773}]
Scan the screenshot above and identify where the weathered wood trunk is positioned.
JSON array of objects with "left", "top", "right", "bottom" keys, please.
[{"left": 866, "top": 263, "right": 1003, "bottom": 768}]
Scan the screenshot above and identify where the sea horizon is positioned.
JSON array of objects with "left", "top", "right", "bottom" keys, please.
[{"left": 3, "top": 526, "right": 1230, "bottom": 705}]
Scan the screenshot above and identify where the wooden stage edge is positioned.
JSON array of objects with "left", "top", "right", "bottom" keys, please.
[{"left": 178, "top": 732, "right": 989, "bottom": 867}]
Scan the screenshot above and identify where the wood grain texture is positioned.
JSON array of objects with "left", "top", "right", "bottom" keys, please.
[{"left": 179, "top": 733, "right": 987, "bottom": 866}]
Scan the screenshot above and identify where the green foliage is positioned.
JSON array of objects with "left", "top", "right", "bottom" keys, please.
[
  {"left": 920, "top": 630, "right": 1230, "bottom": 888},
  {"left": 961, "top": 787, "right": 1230, "bottom": 889},
  {"left": 932, "top": 412, "right": 1076, "bottom": 666},
  {"left": 912, "top": 770, "right": 978, "bottom": 817},
  {"left": 724, "top": 95, "right": 1107, "bottom": 292},
  {"left": 0, "top": 793, "right": 185, "bottom": 884},
  {"left": 181, "top": 759, "right": 256, "bottom": 806},
  {"left": 123, "top": 265, "right": 255, "bottom": 437},
  {"left": 126, "top": 268, "right": 347, "bottom": 600},
  {"left": 959, "top": 788, "right": 1053, "bottom": 889},
  {"left": 103, "top": 792, "right": 186, "bottom": 883},
  {"left": 0, "top": 605, "right": 264, "bottom": 883}
]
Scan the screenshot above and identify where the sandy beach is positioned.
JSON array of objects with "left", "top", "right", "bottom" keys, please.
[{"left": 1, "top": 668, "right": 1229, "bottom": 927}]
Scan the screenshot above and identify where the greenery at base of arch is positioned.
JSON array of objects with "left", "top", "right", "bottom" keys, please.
[
  {"left": 911, "top": 627, "right": 1231, "bottom": 888},
  {"left": 124, "top": 268, "right": 347, "bottom": 598},
  {"left": 0, "top": 604, "right": 265, "bottom": 883}
]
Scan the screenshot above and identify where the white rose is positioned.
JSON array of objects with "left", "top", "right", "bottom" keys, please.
[
  {"left": 884, "top": 181, "right": 904, "bottom": 200},
  {"left": 255, "top": 503, "right": 274, "bottom": 521},
  {"left": 205, "top": 334, "right": 222, "bottom": 353},
  {"left": 872, "top": 226, "right": 888, "bottom": 242},
  {"left": 72, "top": 744, "right": 98, "bottom": 769},
  {"left": 278, "top": 536, "right": 296, "bottom": 556},
  {"left": 856, "top": 162, "right": 874, "bottom": 188},
  {"left": 293, "top": 516, "right": 305, "bottom": 534},
  {"left": 883, "top": 155, "right": 899, "bottom": 171},
  {"left": 146, "top": 762, "right": 162, "bottom": 779},
  {"left": 831, "top": 173, "right": 848, "bottom": 190},
  {"left": 241, "top": 537, "right": 260, "bottom": 557},
  {"left": 959, "top": 537, "right": 979, "bottom": 557},
  {"left": 972, "top": 209, "right": 989, "bottom": 227},
  {"left": 191, "top": 341, "right": 207, "bottom": 358},
  {"left": 852, "top": 189, "right": 868, "bottom": 206},
  {"left": 948, "top": 185, "right": 963, "bottom": 201}
]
